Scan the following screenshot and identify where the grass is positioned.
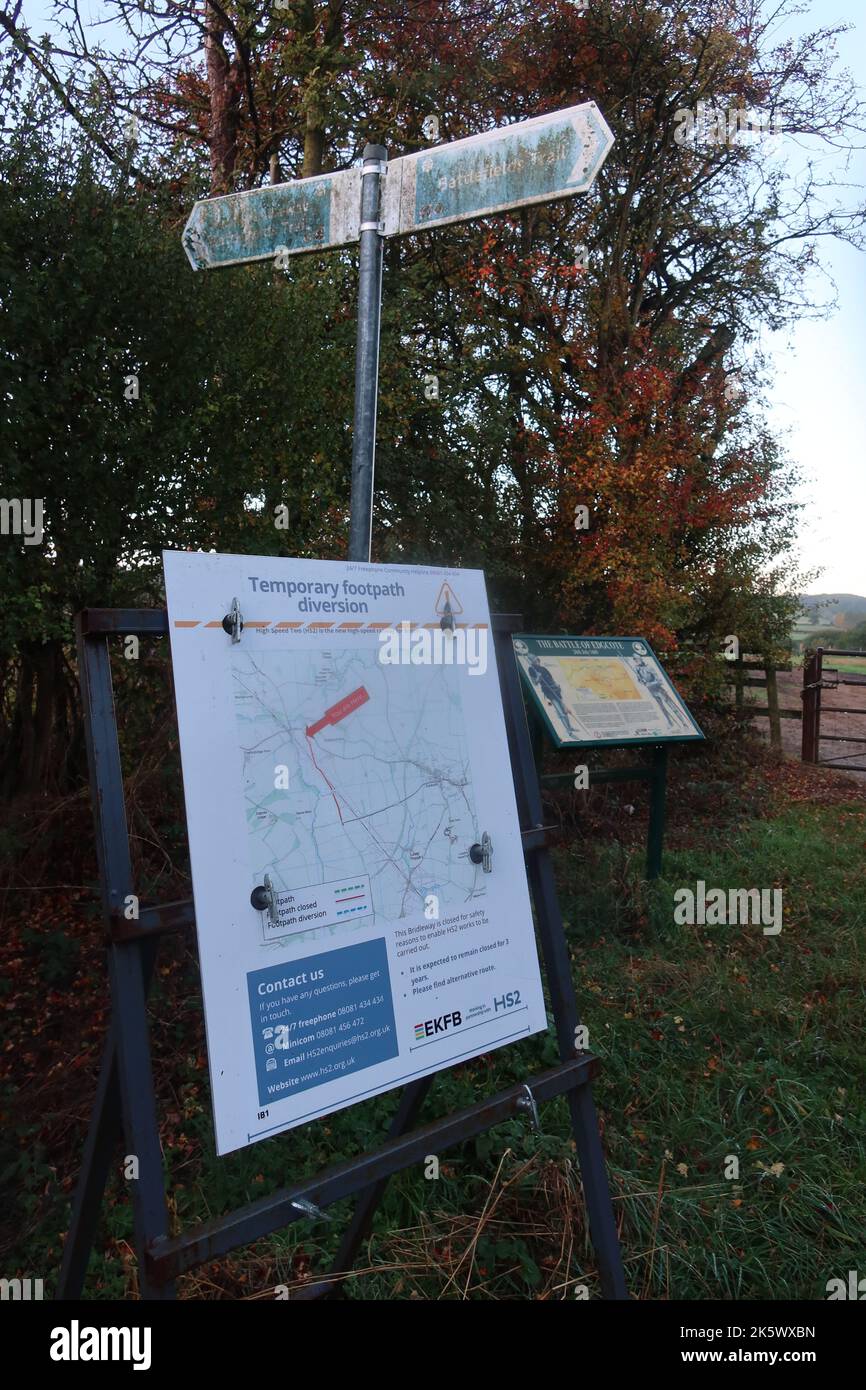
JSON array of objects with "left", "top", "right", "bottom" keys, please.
[
  {"left": 3, "top": 780, "right": 865, "bottom": 1300},
  {"left": 561, "top": 801, "right": 866, "bottom": 1300}
]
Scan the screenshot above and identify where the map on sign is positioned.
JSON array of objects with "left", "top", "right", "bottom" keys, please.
[
  {"left": 514, "top": 635, "right": 704, "bottom": 748},
  {"left": 164, "top": 552, "right": 547, "bottom": 1155},
  {"left": 232, "top": 648, "right": 480, "bottom": 939}
]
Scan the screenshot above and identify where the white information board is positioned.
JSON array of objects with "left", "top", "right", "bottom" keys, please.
[{"left": 163, "top": 551, "right": 547, "bottom": 1154}]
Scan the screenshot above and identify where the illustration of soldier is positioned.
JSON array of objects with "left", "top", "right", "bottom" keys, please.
[
  {"left": 630, "top": 655, "right": 690, "bottom": 730},
  {"left": 527, "top": 656, "right": 583, "bottom": 738}
]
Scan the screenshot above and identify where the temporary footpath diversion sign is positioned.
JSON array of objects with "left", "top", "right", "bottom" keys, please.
[
  {"left": 515, "top": 636, "right": 703, "bottom": 881},
  {"left": 60, "top": 570, "right": 628, "bottom": 1299},
  {"left": 164, "top": 551, "right": 547, "bottom": 1154}
]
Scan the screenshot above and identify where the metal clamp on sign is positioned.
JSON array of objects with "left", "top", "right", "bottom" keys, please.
[
  {"left": 222, "top": 597, "right": 244, "bottom": 643},
  {"left": 469, "top": 831, "right": 493, "bottom": 873},
  {"left": 250, "top": 873, "right": 277, "bottom": 928}
]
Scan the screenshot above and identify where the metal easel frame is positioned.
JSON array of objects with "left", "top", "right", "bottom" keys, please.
[{"left": 57, "top": 607, "right": 627, "bottom": 1301}]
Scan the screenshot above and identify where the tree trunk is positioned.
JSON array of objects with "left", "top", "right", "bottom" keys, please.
[
  {"left": 1, "top": 639, "right": 65, "bottom": 799},
  {"left": 204, "top": 1, "right": 241, "bottom": 194},
  {"left": 298, "top": 0, "right": 345, "bottom": 178},
  {"left": 302, "top": 118, "right": 324, "bottom": 178}
]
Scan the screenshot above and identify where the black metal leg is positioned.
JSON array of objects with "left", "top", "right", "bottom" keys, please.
[
  {"left": 296, "top": 1075, "right": 435, "bottom": 1300},
  {"left": 58, "top": 936, "right": 160, "bottom": 1300},
  {"left": 74, "top": 623, "right": 175, "bottom": 1300},
  {"left": 494, "top": 624, "right": 628, "bottom": 1299},
  {"left": 108, "top": 944, "right": 174, "bottom": 1298},
  {"left": 566, "top": 1085, "right": 626, "bottom": 1299},
  {"left": 56, "top": 1033, "right": 122, "bottom": 1299},
  {"left": 524, "top": 846, "right": 628, "bottom": 1299}
]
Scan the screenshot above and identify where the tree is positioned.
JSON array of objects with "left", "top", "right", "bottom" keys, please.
[
  {"left": 0, "top": 76, "right": 356, "bottom": 796},
  {"left": 2, "top": 0, "right": 864, "bottom": 795}
]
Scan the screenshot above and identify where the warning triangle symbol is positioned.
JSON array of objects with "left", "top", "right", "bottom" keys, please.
[{"left": 435, "top": 582, "right": 463, "bottom": 616}]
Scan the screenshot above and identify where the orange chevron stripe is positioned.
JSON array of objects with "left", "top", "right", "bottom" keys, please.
[{"left": 181, "top": 617, "right": 488, "bottom": 634}]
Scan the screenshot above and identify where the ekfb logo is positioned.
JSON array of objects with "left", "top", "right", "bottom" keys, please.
[{"left": 414, "top": 1011, "right": 462, "bottom": 1040}]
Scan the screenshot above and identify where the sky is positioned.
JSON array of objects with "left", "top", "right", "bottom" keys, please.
[
  {"left": 16, "top": 1, "right": 866, "bottom": 595},
  {"left": 762, "top": 0, "right": 866, "bottom": 595}
]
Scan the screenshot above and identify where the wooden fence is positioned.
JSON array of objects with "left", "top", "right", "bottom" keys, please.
[{"left": 725, "top": 657, "right": 800, "bottom": 750}]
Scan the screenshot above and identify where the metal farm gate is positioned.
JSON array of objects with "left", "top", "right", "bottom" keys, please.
[{"left": 801, "top": 647, "right": 866, "bottom": 773}]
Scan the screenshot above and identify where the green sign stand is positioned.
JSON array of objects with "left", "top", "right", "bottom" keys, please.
[{"left": 514, "top": 636, "right": 703, "bottom": 880}]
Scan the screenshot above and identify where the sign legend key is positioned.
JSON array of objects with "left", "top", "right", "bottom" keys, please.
[{"left": 257, "top": 875, "right": 374, "bottom": 939}]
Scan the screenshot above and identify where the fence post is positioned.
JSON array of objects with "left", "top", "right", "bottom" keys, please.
[
  {"left": 765, "top": 663, "right": 782, "bottom": 751},
  {"left": 733, "top": 655, "right": 744, "bottom": 714},
  {"left": 801, "top": 648, "right": 823, "bottom": 763},
  {"left": 801, "top": 651, "right": 815, "bottom": 761}
]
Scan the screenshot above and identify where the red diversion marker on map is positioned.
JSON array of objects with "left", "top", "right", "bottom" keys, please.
[{"left": 305, "top": 686, "right": 370, "bottom": 738}]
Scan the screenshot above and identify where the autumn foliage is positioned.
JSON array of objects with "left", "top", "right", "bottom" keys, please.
[{"left": 2, "top": 0, "right": 863, "bottom": 797}]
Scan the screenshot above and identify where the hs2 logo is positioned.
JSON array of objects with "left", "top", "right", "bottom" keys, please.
[{"left": 494, "top": 990, "right": 521, "bottom": 1011}]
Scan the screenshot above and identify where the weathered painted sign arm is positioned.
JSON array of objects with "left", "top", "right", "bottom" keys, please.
[{"left": 180, "top": 102, "right": 615, "bottom": 558}]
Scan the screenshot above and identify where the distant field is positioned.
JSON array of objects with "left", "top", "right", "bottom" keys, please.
[
  {"left": 783, "top": 652, "right": 866, "bottom": 677},
  {"left": 830, "top": 658, "right": 866, "bottom": 676}
]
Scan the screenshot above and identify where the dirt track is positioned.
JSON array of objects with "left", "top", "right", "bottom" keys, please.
[{"left": 754, "top": 669, "right": 866, "bottom": 790}]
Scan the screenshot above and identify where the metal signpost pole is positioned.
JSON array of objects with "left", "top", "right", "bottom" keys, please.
[{"left": 348, "top": 144, "right": 387, "bottom": 563}]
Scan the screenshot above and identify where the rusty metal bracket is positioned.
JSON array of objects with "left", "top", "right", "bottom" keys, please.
[
  {"left": 516, "top": 1082, "right": 541, "bottom": 1133},
  {"left": 145, "top": 1058, "right": 596, "bottom": 1283}
]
